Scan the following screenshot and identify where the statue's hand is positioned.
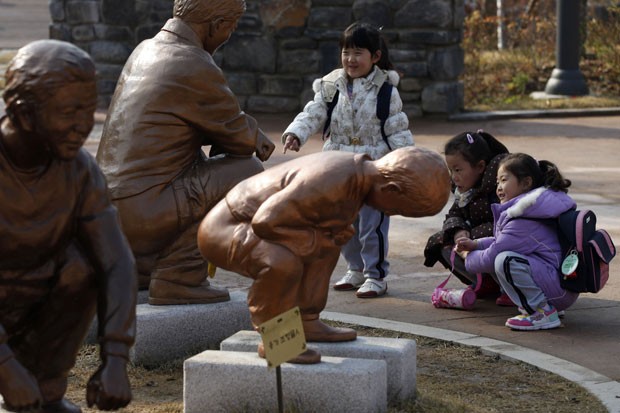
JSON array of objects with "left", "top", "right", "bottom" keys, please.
[
  {"left": 333, "top": 225, "right": 355, "bottom": 246},
  {"left": 255, "top": 132, "right": 275, "bottom": 162},
  {"left": 0, "top": 357, "right": 43, "bottom": 412},
  {"left": 86, "top": 356, "right": 131, "bottom": 411}
]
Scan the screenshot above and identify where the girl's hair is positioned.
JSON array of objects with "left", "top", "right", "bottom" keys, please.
[
  {"left": 444, "top": 130, "right": 508, "bottom": 166},
  {"left": 499, "top": 153, "right": 571, "bottom": 192},
  {"left": 340, "top": 22, "right": 394, "bottom": 70}
]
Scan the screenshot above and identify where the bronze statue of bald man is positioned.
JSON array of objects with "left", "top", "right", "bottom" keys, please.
[
  {"left": 198, "top": 147, "right": 451, "bottom": 363},
  {"left": 0, "top": 40, "right": 136, "bottom": 413},
  {"left": 96, "top": 0, "right": 275, "bottom": 305}
]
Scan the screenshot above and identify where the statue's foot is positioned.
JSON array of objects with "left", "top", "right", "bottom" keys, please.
[
  {"left": 148, "top": 279, "right": 230, "bottom": 305},
  {"left": 257, "top": 343, "right": 321, "bottom": 364},
  {"left": 303, "top": 318, "right": 357, "bottom": 342},
  {"left": 41, "top": 398, "right": 82, "bottom": 413}
]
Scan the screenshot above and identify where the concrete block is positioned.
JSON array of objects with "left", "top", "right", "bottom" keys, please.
[
  {"left": 221, "top": 330, "right": 416, "bottom": 402},
  {"left": 184, "top": 350, "right": 387, "bottom": 413},
  {"left": 129, "top": 291, "right": 252, "bottom": 366}
]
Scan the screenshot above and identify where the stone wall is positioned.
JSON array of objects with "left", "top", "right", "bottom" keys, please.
[{"left": 49, "top": 0, "right": 465, "bottom": 116}]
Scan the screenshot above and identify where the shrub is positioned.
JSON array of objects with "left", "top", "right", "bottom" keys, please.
[{"left": 462, "top": 4, "right": 620, "bottom": 110}]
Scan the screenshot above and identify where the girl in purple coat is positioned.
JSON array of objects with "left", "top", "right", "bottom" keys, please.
[{"left": 456, "top": 153, "right": 579, "bottom": 331}]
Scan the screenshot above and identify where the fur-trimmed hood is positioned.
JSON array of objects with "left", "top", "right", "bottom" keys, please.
[
  {"left": 495, "top": 186, "right": 576, "bottom": 222},
  {"left": 312, "top": 66, "right": 400, "bottom": 99}
]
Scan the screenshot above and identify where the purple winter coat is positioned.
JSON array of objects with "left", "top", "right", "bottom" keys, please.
[{"left": 465, "top": 187, "right": 579, "bottom": 310}]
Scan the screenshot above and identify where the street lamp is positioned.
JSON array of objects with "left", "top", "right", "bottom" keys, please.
[{"left": 544, "top": 0, "right": 589, "bottom": 96}]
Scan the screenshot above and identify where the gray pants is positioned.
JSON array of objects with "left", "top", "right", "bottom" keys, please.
[
  {"left": 494, "top": 251, "right": 547, "bottom": 313},
  {"left": 341, "top": 204, "right": 390, "bottom": 279}
]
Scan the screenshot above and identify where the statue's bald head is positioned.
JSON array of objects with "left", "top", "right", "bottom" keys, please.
[
  {"left": 376, "top": 146, "right": 451, "bottom": 217},
  {"left": 3, "top": 39, "right": 96, "bottom": 118}
]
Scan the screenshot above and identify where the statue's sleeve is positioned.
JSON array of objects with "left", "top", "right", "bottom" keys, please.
[
  {"left": 181, "top": 61, "right": 259, "bottom": 156},
  {"left": 75, "top": 153, "right": 137, "bottom": 359}
]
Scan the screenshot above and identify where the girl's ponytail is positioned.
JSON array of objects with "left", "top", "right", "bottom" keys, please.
[
  {"left": 539, "top": 160, "right": 572, "bottom": 192},
  {"left": 500, "top": 153, "right": 571, "bottom": 193},
  {"left": 477, "top": 131, "right": 508, "bottom": 158}
]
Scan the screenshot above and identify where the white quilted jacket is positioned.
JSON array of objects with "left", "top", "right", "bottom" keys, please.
[{"left": 282, "top": 66, "right": 414, "bottom": 160}]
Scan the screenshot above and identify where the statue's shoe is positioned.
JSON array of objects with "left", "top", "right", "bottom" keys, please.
[
  {"left": 148, "top": 279, "right": 230, "bottom": 305},
  {"left": 257, "top": 342, "right": 321, "bottom": 364},
  {"left": 302, "top": 318, "right": 357, "bottom": 342}
]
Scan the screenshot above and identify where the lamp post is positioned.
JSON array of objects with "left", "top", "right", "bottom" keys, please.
[{"left": 544, "top": 0, "right": 589, "bottom": 96}]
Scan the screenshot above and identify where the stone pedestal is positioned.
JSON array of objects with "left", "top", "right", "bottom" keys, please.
[
  {"left": 88, "top": 291, "right": 253, "bottom": 366},
  {"left": 184, "top": 350, "right": 388, "bottom": 413},
  {"left": 131, "top": 291, "right": 252, "bottom": 366},
  {"left": 220, "top": 330, "right": 417, "bottom": 403}
]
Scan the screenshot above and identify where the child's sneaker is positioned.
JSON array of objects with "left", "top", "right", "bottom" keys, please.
[
  {"left": 356, "top": 278, "right": 387, "bottom": 298},
  {"left": 333, "top": 270, "right": 364, "bottom": 291},
  {"left": 505, "top": 307, "right": 561, "bottom": 331}
]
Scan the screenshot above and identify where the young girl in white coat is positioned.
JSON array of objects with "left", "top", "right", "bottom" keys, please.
[{"left": 282, "top": 22, "right": 414, "bottom": 298}]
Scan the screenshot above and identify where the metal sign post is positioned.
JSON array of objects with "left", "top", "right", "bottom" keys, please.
[{"left": 258, "top": 307, "right": 307, "bottom": 412}]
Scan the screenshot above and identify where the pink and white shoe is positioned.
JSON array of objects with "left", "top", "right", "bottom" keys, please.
[{"left": 505, "top": 307, "right": 561, "bottom": 331}]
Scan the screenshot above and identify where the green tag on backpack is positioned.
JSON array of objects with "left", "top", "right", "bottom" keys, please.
[{"left": 561, "top": 251, "right": 579, "bottom": 278}]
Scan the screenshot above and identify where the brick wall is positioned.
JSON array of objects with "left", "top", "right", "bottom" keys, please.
[{"left": 49, "top": 0, "right": 465, "bottom": 116}]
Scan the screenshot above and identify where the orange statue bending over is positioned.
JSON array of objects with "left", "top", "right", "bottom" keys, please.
[
  {"left": 198, "top": 147, "right": 451, "bottom": 362},
  {"left": 96, "top": 0, "right": 275, "bottom": 305},
  {"left": 0, "top": 40, "right": 136, "bottom": 413}
]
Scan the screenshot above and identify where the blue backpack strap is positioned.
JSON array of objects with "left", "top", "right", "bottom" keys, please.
[
  {"left": 322, "top": 89, "right": 339, "bottom": 140},
  {"left": 376, "top": 81, "right": 393, "bottom": 150}
]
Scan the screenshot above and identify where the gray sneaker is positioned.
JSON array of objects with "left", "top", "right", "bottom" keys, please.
[{"left": 333, "top": 270, "right": 365, "bottom": 291}]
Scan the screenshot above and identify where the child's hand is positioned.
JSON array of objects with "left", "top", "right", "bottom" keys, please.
[
  {"left": 283, "top": 134, "right": 300, "bottom": 154},
  {"left": 455, "top": 237, "right": 477, "bottom": 252}
]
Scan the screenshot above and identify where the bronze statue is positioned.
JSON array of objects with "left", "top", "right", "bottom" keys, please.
[
  {"left": 95, "top": 0, "right": 275, "bottom": 305},
  {"left": 0, "top": 40, "right": 136, "bottom": 413},
  {"left": 198, "top": 147, "right": 451, "bottom": 363}
]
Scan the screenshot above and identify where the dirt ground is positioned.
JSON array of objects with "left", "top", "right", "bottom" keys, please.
[{"left": 65, "top": 323, "right": 606, "bottom": 413}]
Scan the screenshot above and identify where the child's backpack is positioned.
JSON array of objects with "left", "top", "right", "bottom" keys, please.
[
  {"left": 321, "top": 81, "right": 393, "bottom": 150},
  {"left": 556, "top": 209, "right": 616, "bottom": 293}
]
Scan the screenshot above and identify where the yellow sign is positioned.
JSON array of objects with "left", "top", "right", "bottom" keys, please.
[
  {"left": 207, "top": 262, "right": 217, "bottom": 278},
  {"left": 258, "top": 307, "right": 306, "bottom": 369}
]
